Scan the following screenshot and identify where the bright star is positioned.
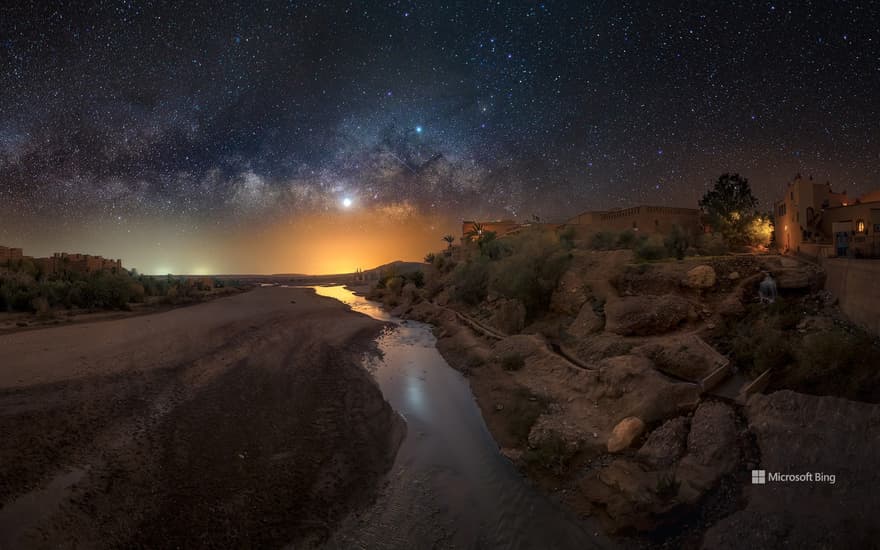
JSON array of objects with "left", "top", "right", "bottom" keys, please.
[
  {"left": 342, "top": 197, "right": 353, "bottom": 208},
  {"left": 415, "top": 125, "right": 423, "bottom": 133}
]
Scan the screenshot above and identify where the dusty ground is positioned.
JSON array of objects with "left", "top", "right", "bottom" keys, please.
[
  {"left": 0, "top": 287, "right": 247, "bottom": 335},
  {"left": 0, "top": 287, "right": 404, "bottom": 549}
]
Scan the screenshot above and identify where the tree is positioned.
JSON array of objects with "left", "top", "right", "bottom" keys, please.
[
  {"left": 699, "top": 173, "right": 760, "bottom": 245},
  {"left": 464, "top": 222, "right": 484, "bottom": 241},
  {"left": 442, "top": 234, "right": 455, "bottom": 251}
]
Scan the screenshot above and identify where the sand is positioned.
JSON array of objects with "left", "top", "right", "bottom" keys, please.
[{"left": 0, "top": 287, "right": 404, "bottom": 548}]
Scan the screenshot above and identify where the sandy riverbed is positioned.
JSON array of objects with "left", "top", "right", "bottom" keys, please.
[{"left": 0, "top": 287, "right": 404, "bottom": 548}]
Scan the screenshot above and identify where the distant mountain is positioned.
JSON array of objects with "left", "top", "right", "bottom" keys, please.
[{"left": 364, "top": 260, "right": 425, "bottom": 274}]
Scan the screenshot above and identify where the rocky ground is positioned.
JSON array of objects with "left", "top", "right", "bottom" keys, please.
[
  {"left": 0, "top": 287, "right": 404, "bottom": 549},
  {"left": 391, "top": 248, "right": 880, "bottom": 549}
]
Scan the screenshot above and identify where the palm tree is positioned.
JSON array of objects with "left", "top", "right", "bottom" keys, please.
[
  {"left": 442, "top": 234, "right": 455, "bottom": 250},
  {"left": 464, "top": 222, "right": 484, "bottom": 242}
]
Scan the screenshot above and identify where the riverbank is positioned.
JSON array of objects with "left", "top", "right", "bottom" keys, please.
[
  {"left": 0, "top": 286, "right": 250, "bottom": 335},
  {"left": 389, "top": 252, "right": 880, "bottom": 549},
  {"left": 0, "top": 287, "right": 404, "bottom": 548}
]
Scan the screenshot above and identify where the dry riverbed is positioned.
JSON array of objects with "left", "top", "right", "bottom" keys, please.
[{"left": 0, "top": 287, "right": 404, "bottom": 548}]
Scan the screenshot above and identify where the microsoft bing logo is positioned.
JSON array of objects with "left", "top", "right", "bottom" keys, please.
[{"left": 751, "top": 470, "right": 766, "bottom": 484}]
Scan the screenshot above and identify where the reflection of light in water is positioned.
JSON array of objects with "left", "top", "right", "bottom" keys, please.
[
  {"left": 404, "top": 375, "right": 425, "bottom": 415},
  {"left": 308, "top": 285, "right": 393, "bottom": 321}
]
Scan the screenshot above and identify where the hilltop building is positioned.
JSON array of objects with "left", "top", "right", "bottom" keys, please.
[
  {"left": 565, "top": 205, "right": 701, "bottom": 236},
  {"left": 774, "top": 175, "right": 880, "bottom": 258},
  {"left": 461, "top": 205, "right": 702, "bottom": 242},
  {"left": 0, "top": 246, "right": 23, "bottom": 262}
]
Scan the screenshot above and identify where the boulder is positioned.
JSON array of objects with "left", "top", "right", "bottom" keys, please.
[
  {"left": 549, "top": 268, "right": 590, "bottom": 315},
  {"left": 604, "top": 294, "right": 692, "bottom": 336},
  {"left": 674, "top": 401, "right": 738, "bottom": 503},
  {"left": 701, "top": 391, "right": 880, "bottom": 549},
  {"left": 490, "top": 298, "right": 526, "bottom": 335},
  {"left": 579, "top": 458, "right": 677, "bottom": 533},
  {"left": 607, "top": 416, "right": 646, "bottom": 453},
  {"left": 717, "top": 293, "right": 746, "bottom": 318},
  {"left": 567, "top": 301, "right": 604, "bottom": 339},
  {"left": 594, "top": 355, "right": 701, "bottom": 422},
  {"left": 774, "top": 268, "right": 812, "bottom": 289},
  {"left": 637, "top": 416, "right": 690, "bottom": 467},
  {"left": 684, "top": 265, "right": 716, "bottom": 289},
  {"left": 633, "top": 334, "right": 729, "bottom": 382},
  {"left": 727, "top": 271, "right": 740, "bottom": 280}
]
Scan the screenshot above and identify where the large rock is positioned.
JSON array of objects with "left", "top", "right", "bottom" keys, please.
[
  {"left": 684, "top": 265, "right": 716, "bottom": 289},
  {"left": 490, "top": 298, "right": 526, "bottom": 334},
  {"left": 633, "top": 334, "right": 728, "bottom": 382},
  {"left": 594, "top": 355, "right": 701, "bottom": 422},
  {"left": 604, "top": 294, "right": 693, "bottom": 336},
  {"left": 674, "top": 401, "right": 739, "bottom": 504},
  {"left": 549, "top": 268, "right": 590, "bottom": 315},
  {"left": 701, "top": 391, "right": 880, "bottom": 549},
  {"left": 774, "top": 268, "right": 812, "bottom": 289},
  {"left": 637, "top": 416, "right": 690, "bottom": 467},
  {"left": 567, "top": 301, "right": 604, "bottom": 339},
  {"left": 607, "top": 416, "right": 646, "bottom": 453},
  {"left": 578, "top": 458, "right": 677, "bottom": 533}
]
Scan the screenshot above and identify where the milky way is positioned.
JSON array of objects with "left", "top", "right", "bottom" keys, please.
[{"left": 2, "top": 1, "right": 880, "bottom": 270}]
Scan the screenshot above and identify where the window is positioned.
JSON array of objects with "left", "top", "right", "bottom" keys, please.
[{"left": 857, "top": 219, "right": 866, "bottom": 233}]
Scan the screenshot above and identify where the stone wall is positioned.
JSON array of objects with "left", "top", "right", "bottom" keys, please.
[{"left": 821, "top": 257, "right": 880, "bottom": 335}]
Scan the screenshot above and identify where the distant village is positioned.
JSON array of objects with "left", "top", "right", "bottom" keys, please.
[{"left": 0, "top": 246, "right": 123, "bottom": 275}]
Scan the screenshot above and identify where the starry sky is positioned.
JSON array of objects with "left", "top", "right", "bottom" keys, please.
[{"left": 1, "top": 1, "right": 879, "bottom": 273}]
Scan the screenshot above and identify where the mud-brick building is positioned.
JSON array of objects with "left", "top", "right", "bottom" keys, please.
[
  {"left": 565, "top": 205, "right": 702, "bottom": 236},
  {"left": 34, "top": 252, "right": 123, "bottom": 275},
  {"left": 0, "top": 246, "right": 24, "bottom": 263},
  {"left": 774, "top": 175, "right": 880, "bottom": 258}
]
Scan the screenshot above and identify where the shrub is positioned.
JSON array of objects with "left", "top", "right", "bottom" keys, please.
[
  {"left": 589, "top": 231, "right": 617, "bottom": 250},
  {"left": 424, "top": 252, "right": 436, "bottom": 263},
  {"left": 451, "top": 258, "right": 490, "bottom": 305},
  {"left": 697, "top": 233, "right": 729, "bottom": 256},
  {"left": 664, "top": 224, "right": 692, "bottom": 260},
  {"left": 616, "top": 229, "right": 640, "bottom": 249},
  {"left": 523, "top": 433, "right": 576, "bottom": 475},
  {"left": 500, "top": 352, "right": 525, "bottom": 371},
  {"left": 402, "top": 270, "right": 424, "bottom": 288},
  {"left": 634, "top": 236, "right": 669, "bottom": 261},
  {"left": 558, "top": 226, "right": 576, "bottom": 249},
  {"left": 490, "top": 238, "right": 571, "bottom": 320},
  {"left": 656, "top": 472, "right": 681, "bottom": 500},
  {"left": 386, "top": 276, "right": 404, "bottom": 295}
]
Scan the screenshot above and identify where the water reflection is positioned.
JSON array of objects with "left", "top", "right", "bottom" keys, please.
[{"left": 311, "top": 286, "right": 610, "bottom": 550}]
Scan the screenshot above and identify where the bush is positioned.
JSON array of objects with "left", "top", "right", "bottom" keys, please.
[
  {"left": 523, "top": 433, "right": 576, "bottom": 475},
  {"left": 558, "top": 226, "right": 576, "bottom": 249},
  {"left": 402, "top": 270, "right": 425, "bottom": 288},
  {"left": 656, "top": 472, "right": 681, "bottom": 500},
  {"left": 589, "top": 231, "right": 617, "bottom": 250},
  {"left": 634, "top": 236, "right": 669, "bottom": 261},
  {"left": 490, "top": 232, "right": 571, "bottom": 320},
  {"left": 697, "top": 233, "right": 729, "bottom": 256},
  {"left": 451, "top": 258, "right": 490, "bottom": 305},
  {"left": 664, "top": 224, "right": 692, "bottom": 260},
  {"left": 616, "top": 229, "right": 640, "bottom": 249},
  {"left": 500, "top": 352, "right": 525, "bottom": 371}
]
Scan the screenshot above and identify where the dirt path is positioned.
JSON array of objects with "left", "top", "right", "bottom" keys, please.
[{"left": 0, "top": 287, "right": 404, "bottom": 549}]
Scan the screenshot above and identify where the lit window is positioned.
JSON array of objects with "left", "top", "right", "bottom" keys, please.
[{"left": 857, "top": 220, "right": 866, "bottom": 233}]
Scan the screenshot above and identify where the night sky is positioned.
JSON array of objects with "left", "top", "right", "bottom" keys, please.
[{"left": 2, "top": 1, "right": 879, "bottom": 273}]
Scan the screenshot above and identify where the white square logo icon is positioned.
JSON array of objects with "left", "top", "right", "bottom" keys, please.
[{"left": 751, "top": 469, "right": 766, "bottom": 484}]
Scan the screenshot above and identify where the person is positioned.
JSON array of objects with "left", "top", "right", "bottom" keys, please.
[{"left": 759, "top": 272, "right": 777, "bottom": 304}]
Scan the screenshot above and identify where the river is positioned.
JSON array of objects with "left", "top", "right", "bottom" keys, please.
[{"left": 312, "top": 285, "right": 611, "bottom": 550}]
